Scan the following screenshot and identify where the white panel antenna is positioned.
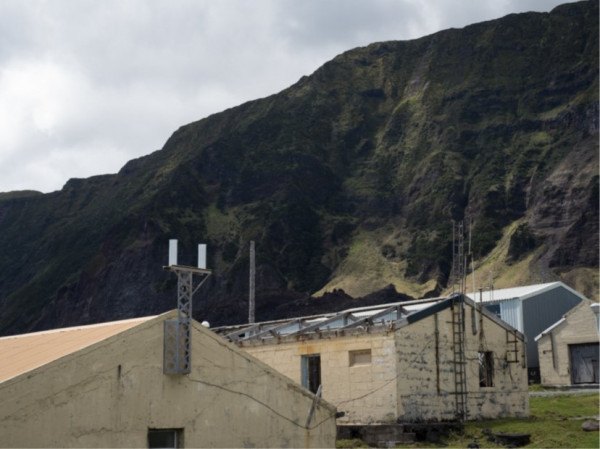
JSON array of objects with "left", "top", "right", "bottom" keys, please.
[
  {"left": 169, "top": 239, "right": 178, "bottom": 266},
  {"left": 198, "top": 244, "right": 207, "bottom": 269},
  {"left": 163, "top": 240, "right": 212, "bottom": 375}
]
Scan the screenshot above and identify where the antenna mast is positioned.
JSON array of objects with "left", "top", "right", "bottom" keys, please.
[
  {"left": 163, "top": 240, "right": 211, "bottom": 374},
  {"left": 249, "top": 240, "right": 256, "bottom": 324},
  {"left": 470, "top": 217, "right": 476, "bottom": 296}
]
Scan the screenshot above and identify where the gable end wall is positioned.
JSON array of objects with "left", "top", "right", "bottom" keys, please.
[{"left": 394, "top": 303, "right": 529, "bottom": 422}]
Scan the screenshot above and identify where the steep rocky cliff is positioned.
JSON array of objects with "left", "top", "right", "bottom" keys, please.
[{"left": 0, "top": 1, "right": 597, "bottom": 335}]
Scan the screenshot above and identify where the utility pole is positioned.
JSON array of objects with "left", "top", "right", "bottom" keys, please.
[{"left": 249, "top": 240, "right": 255, "bottom": 324}]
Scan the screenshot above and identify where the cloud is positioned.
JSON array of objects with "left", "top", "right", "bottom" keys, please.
[{"left": 0, "top": 0, "right": 566, "bottom": 193}]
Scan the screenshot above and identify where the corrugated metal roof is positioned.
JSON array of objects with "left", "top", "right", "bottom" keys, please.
[
  {"left": 466, "top": 282, "right": 584, "bottom": 304},
  {"left": 0, "top": 316, "right": 156, "bottom": 384}
]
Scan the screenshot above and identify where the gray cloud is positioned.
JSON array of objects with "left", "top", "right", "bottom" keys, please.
[{"left": 0, "top": 0, "right": 566, "bottom": 193}]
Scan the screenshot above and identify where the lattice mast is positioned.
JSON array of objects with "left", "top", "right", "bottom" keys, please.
[{"left": 163, "top": 240, "right": 211, "bottom": 374}]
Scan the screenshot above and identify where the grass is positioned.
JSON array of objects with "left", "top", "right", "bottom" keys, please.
[
  {"left": 338, "top": 391, "right": 599, "bottom": 448},
  {"left": 451, "top": 393, "right": 599, "bottom": 449}
]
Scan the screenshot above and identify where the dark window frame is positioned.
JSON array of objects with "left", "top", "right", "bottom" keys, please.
[
  {"left": 301, "top": 354, "right": 321, "bottom": 394},
  {"left": 148, "top": 428, "right": 183, "bottom": 448}
]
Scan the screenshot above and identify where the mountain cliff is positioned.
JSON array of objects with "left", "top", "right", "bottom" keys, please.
[{"left": 0, "top": 0, "right": 597, "bottom": 335}]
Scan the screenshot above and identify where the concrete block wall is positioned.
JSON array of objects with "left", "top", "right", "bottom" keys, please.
[
  {"left": 244, "top": 332, "right": 399, "bottom": 424},
  {"left": 537, "top": 300, "right": 599, "bottom": 386},
  {"left": 462, "top": 306, "right": 530, "bottom": 420},
  {"left": 240, "top": 300, "right": 529, "bottom": 426},
  {"left": 394, "top": 304, "right": 529, "bottom": 422}
]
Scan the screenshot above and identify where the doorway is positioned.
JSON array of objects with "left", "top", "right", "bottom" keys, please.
[
  {"left": 569, "top": 343, "right": 599, "bottom": 384},
  {"left": 301, "top": 354, "right": 321, "bottom": 394}
]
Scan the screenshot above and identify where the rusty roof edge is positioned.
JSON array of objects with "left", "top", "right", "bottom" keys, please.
[{"left": 0, "top": 310, "right": 177, "bottom": 386}]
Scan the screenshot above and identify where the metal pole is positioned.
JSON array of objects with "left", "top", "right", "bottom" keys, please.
[
  {"left": 249, "top": 240, "right": 255, "bottom": 324},
  {"left": 305, "top": 384, "right": 323, "bottom": 428}
]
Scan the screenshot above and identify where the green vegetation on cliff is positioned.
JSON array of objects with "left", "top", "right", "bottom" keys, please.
[{"left": 0, "top": 1, "right": 597, "bottom": 335}]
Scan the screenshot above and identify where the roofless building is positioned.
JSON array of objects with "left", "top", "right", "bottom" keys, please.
[{"left": 215, "top": 293, "right": 529, "bottom": 441}]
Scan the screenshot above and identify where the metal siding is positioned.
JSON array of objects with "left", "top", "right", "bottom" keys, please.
[
  {"left": 522, "top": 289, "right": 583, "bottom": 368},
  {"left": 499, "top": 299, "right": 523, "bottom": 332}
]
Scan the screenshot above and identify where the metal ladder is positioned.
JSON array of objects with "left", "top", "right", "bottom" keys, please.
[
  {"left": 451, "top": 298, "right": 468, "bottom": 421},
  {"left": 505, "top": 329, "right": 520, "bottom": 364}
]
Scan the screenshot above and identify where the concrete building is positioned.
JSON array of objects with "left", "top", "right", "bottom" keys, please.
[
  {"left": 536, "top": 299, "right": 600, "bottom": 386},
  {"left": 0, "top": 310, "right": 337, "bottom": 448},
  {"left": 466, "top": 282, "right": 586, "bottom": 382},
  {"left": 216, "top": 294, "right": 529, "bottom": 427}
]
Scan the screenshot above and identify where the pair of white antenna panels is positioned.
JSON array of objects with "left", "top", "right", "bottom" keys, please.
[{"left": 168, "top": 239, "right": 207, "bottom": 269}]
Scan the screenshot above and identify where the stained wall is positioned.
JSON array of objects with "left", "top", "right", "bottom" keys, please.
[
  {"left": 0, "top": 312, "right": 336, "bottom": 448},
  {"left": 394, "top": 302, "right": 529, "bottom": 422}
]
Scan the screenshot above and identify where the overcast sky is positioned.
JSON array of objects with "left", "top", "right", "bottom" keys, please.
[{"left": 0, "top": 0, "right": 568, "bottom": 193}]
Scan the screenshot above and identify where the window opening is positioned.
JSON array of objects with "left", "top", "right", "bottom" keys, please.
[
  {"left": 479, "top": 351, "right": 494, "bottom": 387},
  {"left": 301, "top": 354, "right": 321, "bottom": 394},
  {"left": 148, "top": 428, "right": 183, "bottom": 449},
  {"left": 484, "top": 304, "right": 501, "bottom": 318},
  {"left": 349, "top": 349, "right": 372, "bottom": 366}
]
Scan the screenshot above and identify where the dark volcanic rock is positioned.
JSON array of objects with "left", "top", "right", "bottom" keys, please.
[{"left": 0, "top": 1, "right": 597, "bottom": 335}]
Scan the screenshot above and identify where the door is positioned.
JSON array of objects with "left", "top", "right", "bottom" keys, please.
[
  {"left": 569, "top": 343, "right": 599, "bottom": 384},
  {"left": 301, "top": 354, "right": 321, "bottom": 394}
]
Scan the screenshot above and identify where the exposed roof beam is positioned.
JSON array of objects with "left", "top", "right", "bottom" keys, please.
[{"left": 341, "top": 304, "right": 406, "bottom": 329}]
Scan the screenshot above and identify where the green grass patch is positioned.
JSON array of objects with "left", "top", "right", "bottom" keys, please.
[
  {"left": 445, "top": 393, "right": 599, "bottom": 448},
  {"left": 337, "top": 393, "right": 599, "bottom": 448}
]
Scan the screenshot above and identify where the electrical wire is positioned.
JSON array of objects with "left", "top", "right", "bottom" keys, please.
[
  {"left": 193, "top": 304, "right": 527, "bottom": 431},
  {"left": 187, "top": 364, "right": 337, "bottom": 430}
]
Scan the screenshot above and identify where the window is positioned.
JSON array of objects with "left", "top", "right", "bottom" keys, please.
[
  {"left": 479, "top": 351, "right": 494, "bottom": 387},
  {"left": 148, "top": 429, "right": 183, "bottom": 449},
  {"left": 484, "top": 304, "right": 501, "bottom": 318},
  {"left": 349, "top": 349, "right": 372, "bottom": 366},
  {"left": 301, "top": 354, "right": 321, "bottom": 394}
]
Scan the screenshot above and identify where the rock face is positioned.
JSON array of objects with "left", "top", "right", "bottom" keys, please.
[{"left": 0, "top": 1, "right": 598, "bottom": 335}]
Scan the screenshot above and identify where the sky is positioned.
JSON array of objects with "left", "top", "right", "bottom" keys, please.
[{"left": 0, "top": 0, "right": 568, "bottom": 193}]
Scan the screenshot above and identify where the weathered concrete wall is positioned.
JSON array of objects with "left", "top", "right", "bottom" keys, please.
[
  {"left": 239, "top": 301, "right": 529, "bottom": 426},
  {"left": 0, "top": 312, "right": 336, "bottom": 448},
  {"left": 394, "top": 303, "right": 529, "bottom": 422},
  {"left": 243, "top": 332, "right": 398, "bottom": 425},
  {"left": 538, "top": 300, "right": 599, "bottom": 386}
]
